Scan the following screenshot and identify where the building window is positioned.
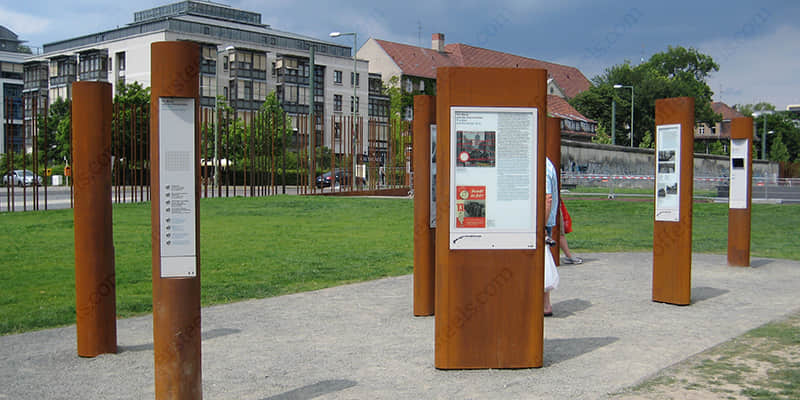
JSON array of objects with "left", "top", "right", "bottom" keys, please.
[
  {"left": 334, "top": 94, "right": 342, "bottom": 112},
  {"left": 404, "top": 106, "right": 413, "bottom": 120},
  {"left": 699, "top": 126, "right": 705, "bottom": 135},
  {"left": 419, "top": 80, "right": 425, "bottom": 91},
  {"left": 201, "top": 76, "right": 217, "bottom": 98},
  {"left": 334, "top": 70, "right": 342, "bottom": 84},
  {"left": 350, "top": 96, "right": 359, "bottom": 113},
  {"left": 334, "top": 122, "right": 342, "bottom": 139},
  {"left": 116, "top": 52, "right": 125, "bottom": 71},
  {"left": 223, "top": 56, "right": 228, "bottom": 71},
  {"left": 253, "top": 53, "right": 267, "bottom": 71},
  {"left": 253, "top": 81, "right": 267, "bottom": 101},
  {"left": 350, "top": 72, "right": 360, "bottom": 87},
  {"left": 404, "top": 78, "right": 412, "bottom": 92}
]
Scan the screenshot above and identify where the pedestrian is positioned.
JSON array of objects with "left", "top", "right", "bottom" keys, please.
[
  {"left": 544, "top": 157, "right": 558, "bottom": 317},
  {"left": 559, "top": 199, "right": 583, "bottom": 264}
]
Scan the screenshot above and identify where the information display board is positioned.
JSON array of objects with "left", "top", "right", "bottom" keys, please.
[
  {"left": 158, "top": 98, "right": 197, "bottom": 278},
  {"left": 655, "top": 124, "right": 681, "bottom": 222},
  {"left": 449, "top": 107, "right": 538, "bottom": 250},
  {"left": 430, "top": 124, "right": 437, "bottom": 228},
  {"left": 729, "top": 139, "right": 749, "bottom": 209}
]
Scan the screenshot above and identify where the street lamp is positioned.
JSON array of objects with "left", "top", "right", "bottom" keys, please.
[
  {"left": 215, "top": 45, "right": 234, "bottom": 194},
  {"left": 329, "top": 31, "right": 358, "bottom": 185},
  {"left": 613, "top": 84, "right": 634, "bottom": 146},
  {"left": 752, "top": 111, "right": 773, "bottom": 160}
]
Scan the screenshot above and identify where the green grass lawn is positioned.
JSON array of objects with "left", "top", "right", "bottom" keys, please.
[{"left": 1, "top": 196, "right": 798, "bottom": 335}]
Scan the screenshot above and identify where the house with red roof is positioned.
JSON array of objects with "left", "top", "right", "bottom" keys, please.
[
  {"left": 357, "top": 33, "right": 597, "bottom": 140},
  {"left": 694, "top": 102, "right": 744, "bottom": 152}
]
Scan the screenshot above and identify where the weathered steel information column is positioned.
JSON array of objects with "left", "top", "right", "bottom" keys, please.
[
  {"left": 435, "top": 67, "right": 547, "bottom": 369},
  {"left": 72, "top": 81, "right": 117, "bottom": 357},
  {"left": 413, "top": 94, "right": 437, "bottom": 316},
  {"left": 652, "top": 97, "right": 694, "bottom": 305},
  {"left": 728, "top": 117, "right": 753, "bottom": 267},
  {"left": 150, "top": 41, "right": 202, "bottom": 399}
]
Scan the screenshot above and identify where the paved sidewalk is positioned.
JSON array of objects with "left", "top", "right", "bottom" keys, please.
[{"left": 2, "top": 252, "right": 799, "bottom": 399}]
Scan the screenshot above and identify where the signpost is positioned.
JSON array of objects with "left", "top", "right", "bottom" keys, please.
[
  {"left": 728, "top": 117, "right": 753, "bottom": 267},
  {"left": 435, "top": 67, "right": 546, "bottom": 369},
  {"left": 149, "top": 41, "right": 202, "bottom": 399},
  {"left": 652, "top": 97, "right": 694, "bottom": 305},
  {"left": 413, "top": 95, "right": 436, "bottom": 316}
]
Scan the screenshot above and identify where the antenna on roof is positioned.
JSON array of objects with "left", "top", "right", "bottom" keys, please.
[{"left": 417, "top": 21, "right": 422, "bottom": 47}]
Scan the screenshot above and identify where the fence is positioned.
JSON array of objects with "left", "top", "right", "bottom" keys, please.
[{"left": 2, "top": 98, "right": 412, "bottom": 212}]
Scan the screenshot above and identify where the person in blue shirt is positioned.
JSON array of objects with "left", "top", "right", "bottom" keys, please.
[{"left": 544, "top": 157, "right": 558, "bottom": 316}]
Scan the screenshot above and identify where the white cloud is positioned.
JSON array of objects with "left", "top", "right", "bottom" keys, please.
[
  {"left": 702, "top": 24, "right": 800, "bottom": 109},
  {"left": 0, "top": 6, "right": 51, "bottom": 36}
]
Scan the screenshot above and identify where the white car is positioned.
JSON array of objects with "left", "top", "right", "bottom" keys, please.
[{"left": 3, "top": 170, "right": 43, "bottom": 186}]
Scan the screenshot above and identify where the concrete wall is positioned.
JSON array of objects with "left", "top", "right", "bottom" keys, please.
[{"left": 561, "top": 140, "right": 779, "bottom": 189}]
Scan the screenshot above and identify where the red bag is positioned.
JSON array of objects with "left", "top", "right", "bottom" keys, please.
[{"left": 560, "top": 199, "right": 573, "bottom": 234}]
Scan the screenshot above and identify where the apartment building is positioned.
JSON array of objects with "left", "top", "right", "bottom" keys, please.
[
  {"left": 23, "top": 1, "right": 369, "bottom": 153},
  {"left": 1, "top": 26, "right": 25, "bottom": 154}
]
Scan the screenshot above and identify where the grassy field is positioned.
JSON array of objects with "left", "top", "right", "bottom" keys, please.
[{"left": 1, "top": 196, "right": 799, "bottom": 335}]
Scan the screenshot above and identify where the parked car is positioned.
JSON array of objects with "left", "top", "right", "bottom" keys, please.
[
  {"left": 315, "top": 169, "right": 366, "bottom": 188},
  {"left": 3, "top": 170, "right": 43, "bottom": 187}
]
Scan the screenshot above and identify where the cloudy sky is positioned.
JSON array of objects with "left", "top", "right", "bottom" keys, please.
[{"left": 2, "top": 0, "right": 799, "bottom": 109}]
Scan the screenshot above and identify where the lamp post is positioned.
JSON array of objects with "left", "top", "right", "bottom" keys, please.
[
  {"left": 329, "top": 31, "right": 358, "bottom": 185},
  {"left": 752, "top": 111, "right": 773, "bottom": 159},
  {"left": 215, "top": 45, "right": 234, "bottom": 194},
  {"left": 613, "top": 84, "right": 634, "bottom": 146}
]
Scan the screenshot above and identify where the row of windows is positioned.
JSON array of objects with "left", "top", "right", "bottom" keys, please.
[
  {"left": 332, "top": 94, "right": 360, "bottom": 113},
  {"left": 169, "top": 20, "right": 351, "bottom": 58}
]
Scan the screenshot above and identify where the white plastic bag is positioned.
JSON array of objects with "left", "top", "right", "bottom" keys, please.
[{"left": 544, "top": 249, "right": 559, "bottom": 292}]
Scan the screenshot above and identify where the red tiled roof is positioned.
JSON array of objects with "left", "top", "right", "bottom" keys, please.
[
  {"left": 547, "top": 95, "right": 596, "bottom": 123},
  {"left": 711, "top": 102, "right": 744, "bottom": 121},
  {"left": 444, "top": 44, "right": 590, "bottom": 98},
  {"left": 373, "top": 39, "right": 461, "bottom": 80},
  {"left": 372, "top": 39, "right": 591, "bottom": 99}
]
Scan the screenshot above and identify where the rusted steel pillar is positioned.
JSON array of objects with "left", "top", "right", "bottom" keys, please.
[
  {"left": 72, "top": 81, "right": 117, "bottom": 357},
  {"left": 150, "top": 41, "right": 202, "bottom": 399},
  {"left": 546, "top": 116, "right": 562, "bottom": 265},
  {"left": 728, "top": 117, "right": 753, "bottom": 267},
  {"left": 412, "top": 95, "right": 436, "bottom": 316}
]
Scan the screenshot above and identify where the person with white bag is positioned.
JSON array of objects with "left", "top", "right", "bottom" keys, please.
[{"left": 543, "top": 157, "right": 560, "bottom": 316}]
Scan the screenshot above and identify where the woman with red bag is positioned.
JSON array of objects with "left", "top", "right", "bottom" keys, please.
[{"left": 559, "top": 199, "right": 583, "bottom": 264}]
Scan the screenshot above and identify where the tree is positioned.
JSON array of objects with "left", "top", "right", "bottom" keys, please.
[
  {"left": 570, "top": 46, "right": 720, "bottom": 147},
  {"left": 36, "top": 97, "right": 71, "bottom": 165},
  {"left": 639, "top": 130, "right": 654, "bottom": 149},
  {"left": 769, "top": 132, "right": 791, "bottom": 162},
  {"left": 591, "top": 123, "right": 612, "bottom": 144},
  {"left": 733, "top": 102, "right": 775, "bottom": 117}
]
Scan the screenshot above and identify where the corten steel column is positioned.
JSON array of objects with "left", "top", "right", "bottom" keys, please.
[
  {"left": 546, "top": 116, "right": 562, "bottom": 266},
  {"left": 72, "top": 81, "right": 117, "bottom": 357},
  {"left": 728, "top": 117, "right": 753, "bottom": 267},
  {"left": 413, "top": 95, "right": 436, "bottom": 316},
  {"left": 150, "top": 41, "right": 202, "bottom": 399},
  {"left": 435, "top": 67, "right": 546, "bottom": 369},
  {"left": 653, "top": 97, "right": 694, "bottom": 305}
]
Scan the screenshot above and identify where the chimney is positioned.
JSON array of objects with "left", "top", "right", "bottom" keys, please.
[{"left": 432, "top": 33, "right": 445, "bottom": 52}]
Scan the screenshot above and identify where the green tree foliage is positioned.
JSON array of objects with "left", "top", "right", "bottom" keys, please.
[
  {"left": 769, "top": 132, "right": 791, "bottom": 162},
  {"left": 570, "top": 46, "right": 720, "bottom": 147},
  {"left": 591, "top": 123, "right": 612, "bottom": 144},
  {"left": 35, "top": 97, "right": 71, "bottom": 165},
  {"left": 733, "top": 102, "right": 776, "bottom": 117},
  {"left": 639, "top": 130, "right": 654, "bottom": 149},
  {"left": 112, "top": 82, "right": 150, "bottom": 169}
]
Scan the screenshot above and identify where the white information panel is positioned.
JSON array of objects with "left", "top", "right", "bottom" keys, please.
[
  {"left": 430, "top": 124, "right": 437, "bottom": 228},
  {"left": 729, "top": 139, "right": 749, "bottom": 209},
  {"left": 158, "top": 97, "right": 197, "bottom": 278},
  {"left": 655, "top": 124, "right": 681, "bottom": 222},
  {"left": 449, "top": 107, "right": 538, "bottom": 250}
]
